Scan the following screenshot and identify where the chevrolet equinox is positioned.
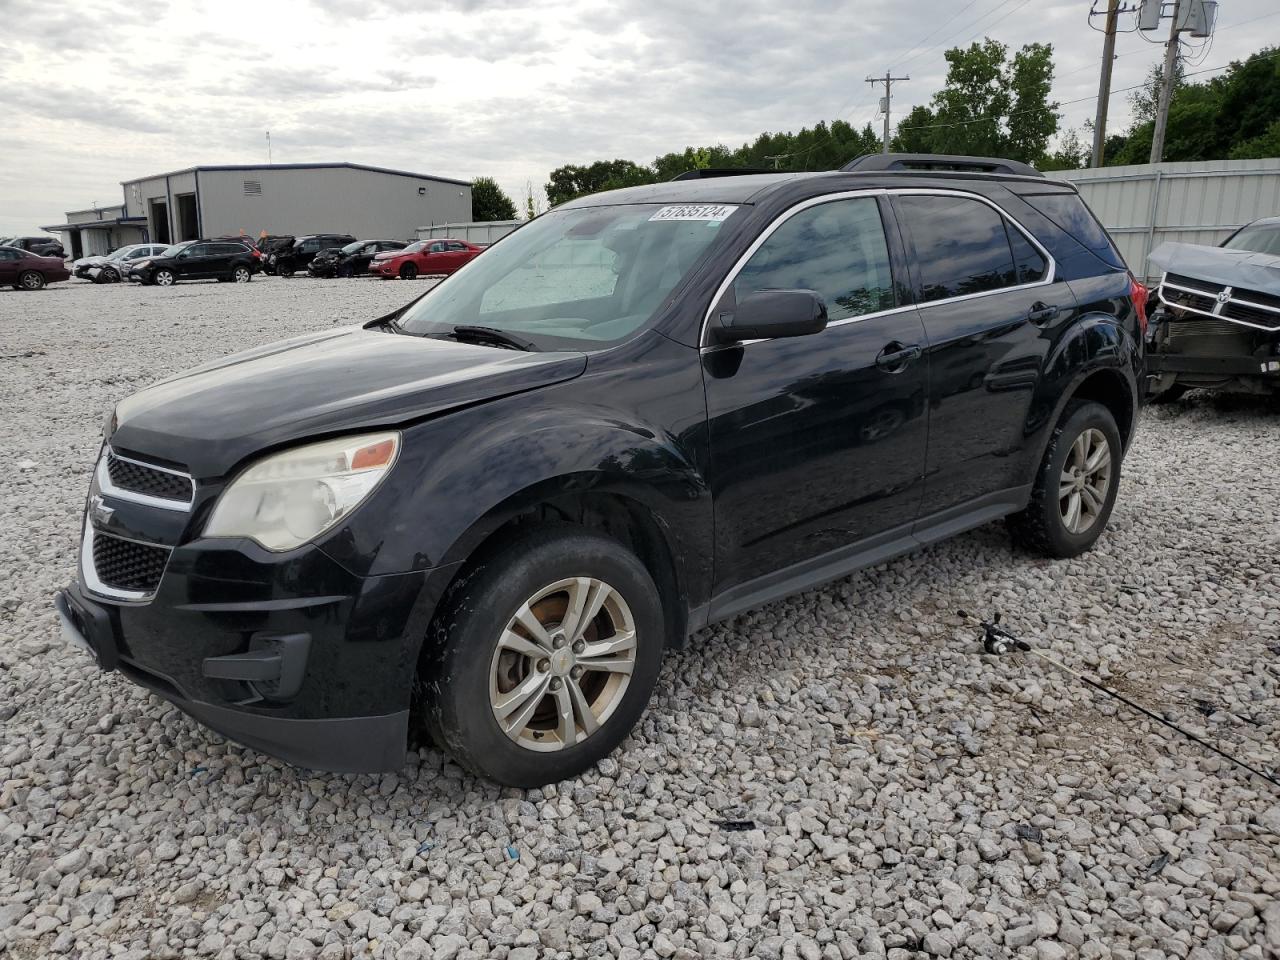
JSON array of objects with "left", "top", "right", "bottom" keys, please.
[{"left": 57, "top": 154, "right": 1145, "bottom": 787}]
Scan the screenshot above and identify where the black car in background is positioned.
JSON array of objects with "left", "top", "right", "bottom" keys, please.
[
  {"left": 309, "top": 239, "right": 409, "bottom": 277},
  {"left": 270, "top": 234, "right": 355, "bottom": 276},
  {"left": 258, "top": 236, "right": 295, "bottom": 275},
  {"left": 129, "top": 239, "right": 260, "bottom": 286},
  {"left": 1, "top": 235, "right": 66, "bottom": 258},
  {"left": 59, "top": 154, "right": 1145, "bottom": 787}
]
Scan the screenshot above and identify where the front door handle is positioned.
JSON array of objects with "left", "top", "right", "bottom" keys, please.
[
  {"left": 875, "top": 342, "right": 922, "bottom": 372},
  {"left": 1028, "top": 301, "right": 1060, "bottom": 325}
]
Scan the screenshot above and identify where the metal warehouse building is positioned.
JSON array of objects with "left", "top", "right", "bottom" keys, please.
[{"left": 111, "top": 162, "right": 471, "bottom": 247}]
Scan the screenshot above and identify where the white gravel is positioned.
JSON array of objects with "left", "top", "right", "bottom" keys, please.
[{"left": 2, "top": 276, "right": 1279, "bottom": 960}]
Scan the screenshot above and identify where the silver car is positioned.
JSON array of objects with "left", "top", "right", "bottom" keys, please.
[{"left": 82, "top": 244, "right": 169, "bottom": 283}]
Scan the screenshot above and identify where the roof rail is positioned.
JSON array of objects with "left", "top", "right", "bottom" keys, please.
[
  {"left": 669, "top": 168, "right": 778, "bottom": 181},
  {"left": 841, "top": 153, "right": 1044, "bottom": 178}
]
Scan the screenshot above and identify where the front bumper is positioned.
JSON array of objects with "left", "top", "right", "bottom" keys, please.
[
  {"left": 1145, "top": 308, "right": 1280, "bottom": 393},
  {"left": 56, "top": 583, "right": 408, "bottom": 772},
  {"left": 59, "top": 473, "right": 458, "bottom": 772}
]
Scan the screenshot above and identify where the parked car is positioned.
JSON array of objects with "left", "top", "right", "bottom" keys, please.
[
  {"left": 0, "top": 245, "right": 71, "bottom": 289},
  {"left": 0, "top": 235, "right": 66, "bottom": 258},
  {"left": 57, "top": 154, "right": 1144, "bottom": 786},
  {"left": 1145, "top": 221, "right": 1280, "bottom": 400},
  {"left": 256, "top": 236, "right": 295, "bottom": 275},
  {"left": 310, "top": 239, "right": 409, "bottom": 278},
  {"left": 128, "top": 239, "right": 260, "bottom": 286},
  {"left": 270, "top": 234, "right": 355, "bottom": 276},
  {"left": 74, "top": 244, "right": 170, "bottom": 283},
  {"left": 368, "top": 238, "right": 483, "bottom": 279}
]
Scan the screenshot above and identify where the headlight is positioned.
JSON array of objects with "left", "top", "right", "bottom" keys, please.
[{"left": 204, "top": 431, "right": 399, "bottom": 551}]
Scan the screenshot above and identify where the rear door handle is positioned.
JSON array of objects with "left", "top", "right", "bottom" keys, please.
[
  {"left": 875, "top": 342, "right": 922, "bottom": 371},
  {"left": 1028, "top": 302, "right": 1060, "bottom": 325}
]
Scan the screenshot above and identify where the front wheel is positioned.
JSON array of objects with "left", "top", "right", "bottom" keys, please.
[
  {"left": 232, "top": 266, "right": 252, "bottom": 283},
  {"left": 1007, "top": 399, "right": 1122, "bottom": 558},
  {"left": 419, "top": 528, "right": 665, "bottom": 786},
  {"left": 18, "top": 271, "right": 45, "bottom": 291},
  {"left": 153, "top": 269, "right": 175, "bottom": 287},
  {"left": 399, "top": 262, "right": 418, "bottom": 280}
]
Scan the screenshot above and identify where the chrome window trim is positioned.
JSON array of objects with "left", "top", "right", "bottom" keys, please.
[
  {"left": 80, "top": 524, "right": 171, "bottom": 604},
  {"left": 97, "top": 447, "right": 195, "bottom": 512},
  {"left": 699, "top": 187, "right": 1057, "bottom": 350}
]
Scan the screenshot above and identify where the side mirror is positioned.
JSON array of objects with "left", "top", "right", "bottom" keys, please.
[{"left": 712, "top": 289, "right": 828, "bottom": 344}]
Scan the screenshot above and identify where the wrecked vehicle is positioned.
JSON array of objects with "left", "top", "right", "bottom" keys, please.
[{"left": 1146, "top": 223, "right": 1280, "bottom": 401}]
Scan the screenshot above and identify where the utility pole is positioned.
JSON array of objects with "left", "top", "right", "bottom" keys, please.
[
  {"left": 266, "top": 131, "right": 273, "bottom": 165},
  {"left": 1090, "top": 0, "right": 1121, "bottom": 166},
  {"left": 866, "top": 71, "right": 909, "bottom": 154},
  {"left": 1149, "top": 0, "right": 1182, "bottom": 164}
]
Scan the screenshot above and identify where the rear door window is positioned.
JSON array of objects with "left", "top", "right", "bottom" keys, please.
[
  {"left": 733, "top": 197, "right": 895, "bottom": 321},
  {"left": 897, "top": 195, "right": 1030, "bottom": 303}
]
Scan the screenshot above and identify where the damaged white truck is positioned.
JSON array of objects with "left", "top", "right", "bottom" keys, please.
[{"left": 1146, "top": 217, "right": 1280, "bottom": 401}]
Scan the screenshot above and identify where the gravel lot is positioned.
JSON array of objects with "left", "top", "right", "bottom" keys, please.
[{"left": 2, "top": 277, "right": 1278, "bottom": 960}]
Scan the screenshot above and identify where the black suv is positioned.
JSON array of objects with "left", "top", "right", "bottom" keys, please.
[
  {"left": 309, "top": 239, "right": 408, "bottom": 278},
  {"left": 1, "top": 235, "right": 66, "bottom": 258},
  {"left": 130, "top": 240, "right": 260, "bottom": 286},
  {"left": 270, "top": 234, "right": 356, "bottom": 276},
  {"left": 57, "top": 155, "right": 1144, "bottom": 787}
]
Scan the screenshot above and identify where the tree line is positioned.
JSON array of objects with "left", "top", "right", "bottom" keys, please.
[{"left": 538, "top": 40, "right": 1279, "bottom": 208}]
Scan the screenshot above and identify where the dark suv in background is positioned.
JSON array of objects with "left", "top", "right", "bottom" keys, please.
[
  {"left": 1, "top": 235, "right": 66, "bottom": 258},
  {"left": 270, "top": 234, "right": 356, "bottom": 276},
  {"left": 58, "top": 154, "right": 1144, "bottom": 787},
  {"left": 129, "top": 239, "right": 260, "bottom": 286},
  {"left": 309, "top": 239, "right": 408, "bottom": 277}
]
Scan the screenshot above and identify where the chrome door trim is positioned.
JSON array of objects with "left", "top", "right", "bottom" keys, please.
[{"left": 699, "top": 186, "right": 1059, "bottom": 350}]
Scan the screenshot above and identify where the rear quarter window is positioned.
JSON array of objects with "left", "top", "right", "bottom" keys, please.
[{"left": 1022, "top": 192, "right": 1123, "bottom": 269}]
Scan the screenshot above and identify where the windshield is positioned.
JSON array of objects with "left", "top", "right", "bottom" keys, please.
[
  {"left": 399, "top": 241, "right": 426, "bottom": 254},
  {"left": 396, "top": 203, "right": 736, "bottom": 348},
  {"left": 1222, "top": 224, "right": 1280, "bottom": 257},
  {"left": 106, "top": 246, "right": 135, "bottom": 260},
  {"left": 160, "top": 241, "right": 193, "bottom": 257},
  {"left": 340, "top": 241, "right": 365, "bottom": 254}
]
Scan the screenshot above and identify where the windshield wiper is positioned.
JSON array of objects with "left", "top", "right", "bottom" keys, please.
[{"left": 448, "top": 325, "right": 539, "bottom": 352}]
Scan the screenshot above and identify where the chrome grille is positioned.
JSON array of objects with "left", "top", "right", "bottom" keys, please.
[
  {"left": 89, "top": 530, "right": 170, "bottom": 595},
  {"left": 106, "top": 451, "right": 193, "bottom": 503},
  {"left": 1158, "top": 273, "right": 1280, "bottom": 332}
]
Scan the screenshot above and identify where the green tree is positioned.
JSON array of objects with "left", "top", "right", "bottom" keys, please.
[
  {"left": 1230, "top": 118, "right": 1280, "bottom": 159},
  {"left": 470, "top": 176, "right": 517, "bottom": 221},
  {"left": 1040, "top": 128, "right": 1088, "bottom": 171},
  {"left": 545, "top": 159, "right": 656, "bottom": 207},
  {"left": 892, "top": 39, "right": 1058, "bottom": 163}
]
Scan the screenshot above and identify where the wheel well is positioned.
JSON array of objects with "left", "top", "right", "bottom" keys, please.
[
  {"left": 434, "top": 493, "right": 687, "bottom": 654},
  {"left": 1069, "top": 369, "right": 1134, "bottom": 450}
]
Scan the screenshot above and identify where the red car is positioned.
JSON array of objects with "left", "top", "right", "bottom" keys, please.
[
  {"left": 368, "top": 238, "right": 483, "bottom": 279},
  {"left": 0, "top": 245, "right": 70, "bottom": 290}
]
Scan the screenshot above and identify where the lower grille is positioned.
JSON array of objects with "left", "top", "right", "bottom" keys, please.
[
  {"left": 91, "top": 531, "right": 170, "bottom": 594},
  {"left": 1167, "top": 318, "right": 1247, "bottom": 339}
]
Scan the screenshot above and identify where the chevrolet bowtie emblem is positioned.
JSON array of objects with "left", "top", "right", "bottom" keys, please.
[{"left": 89, "top": 495, "right": 114, "bottom": 527}]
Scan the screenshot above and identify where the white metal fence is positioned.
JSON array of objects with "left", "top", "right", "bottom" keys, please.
[
  {"left": 417, "top": 220, "right": 523, "bottom": 245},
  {"left": 1046, "top": 158, "right": 1280, "bottom": 281}
]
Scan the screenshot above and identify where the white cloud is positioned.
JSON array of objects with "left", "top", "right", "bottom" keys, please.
[{"left": 1, "top": 0, "right": 1274, "bottom": 236}]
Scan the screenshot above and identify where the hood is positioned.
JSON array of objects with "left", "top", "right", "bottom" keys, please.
[
  {"left": 111, "top": 326, "right": 587, "bottom": 478},
  {"left": 372, "top": 250, "right": 406, "bottom": 261},
  {"left": 1149, "top": 241, "right": 1280, "bottom": 296}
]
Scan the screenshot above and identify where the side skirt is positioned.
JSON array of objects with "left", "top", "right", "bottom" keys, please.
[{"left": 695, "top": 485, "right": 1031, "bottom": 629}]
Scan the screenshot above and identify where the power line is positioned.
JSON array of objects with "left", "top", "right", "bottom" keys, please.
[{"left": 895, "top": 49, "right": 1280, "bottom": 134}]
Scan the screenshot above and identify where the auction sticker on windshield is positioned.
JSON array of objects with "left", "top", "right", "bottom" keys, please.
[{"left": 649, "top": 204, "right": 738, "bottom": 222}]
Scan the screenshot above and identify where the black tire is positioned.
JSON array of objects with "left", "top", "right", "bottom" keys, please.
[
  {"left": 1147, "top": 383, "right": 1188, "bottom": 404},
  {"left": 419, "top": 527, "right": 666, "bottom": 787},
  {"left": 17, "top": 271, "right": 45, "bottom": 291},
  {"left": 280, "top": 266, "right": 295, "bottom": 277},
  {"left": 338, "top": 265, "right": 353, "bottom": 278},
  {"left": 399, "top": 262, "right": 418, "bottom": 280},
  {"left": 1007, "top": 399, "right": 1122, "bottom": 558}
]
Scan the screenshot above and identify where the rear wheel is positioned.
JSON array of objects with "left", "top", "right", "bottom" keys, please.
[
  {"left": 153, "top": 269, "right": 175, "bottom": 287},
  {"left": 399, "top": 262, "right": 418, "bottom": 280},
  {"left": 232, "top": 266, "right": 252, "bottom": 283},
  {"left": 18, "top": 271, "right": 45, "bottom": 291},
  {"left": 419, "top": 528, "right": 665, "bottom": 786},
  {"left": 1007, "top": 399, "right": 1122, "bottom": 558}
]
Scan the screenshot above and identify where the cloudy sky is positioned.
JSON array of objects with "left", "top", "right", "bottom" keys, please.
[{"left": 2, "top": 0, "right": 1275, "bottom": 237}]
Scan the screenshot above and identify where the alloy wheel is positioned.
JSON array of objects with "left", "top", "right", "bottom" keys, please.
[
  {"left": 155, "top": 270, "right": 175, "bottom": 286},
  {"left": 488, "top": 576, "right": 637, "bottom": 752},
  {"left": 19, "top": 272, "right": 44, "bottom": 290},
  {"left": 233, "top": 267, "right": 251, "bottom": 282},
  {"left": 1059, "top": 427, "right": 1111, "bottom": 534}
]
